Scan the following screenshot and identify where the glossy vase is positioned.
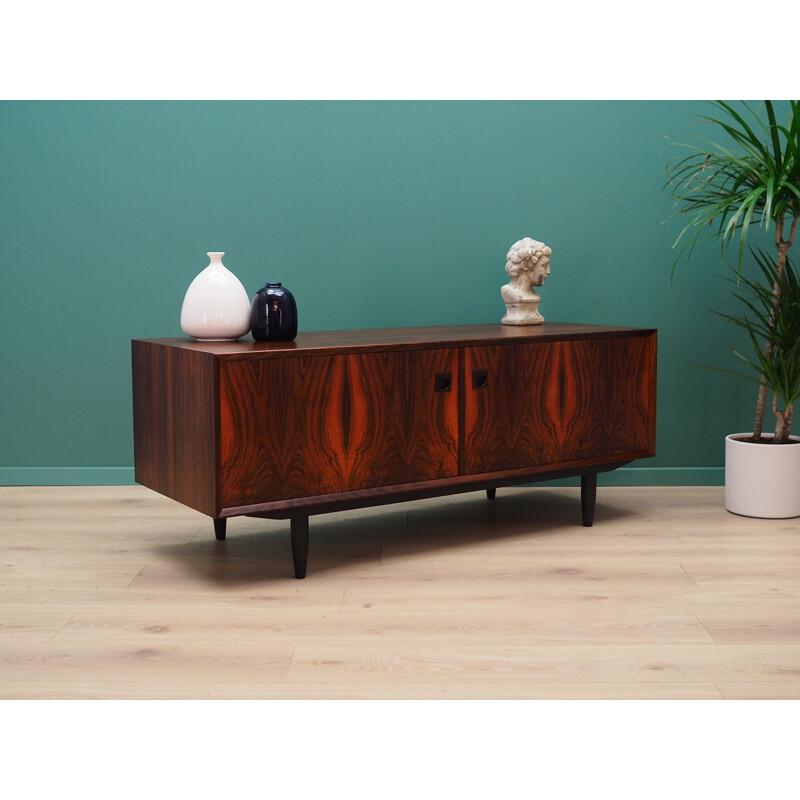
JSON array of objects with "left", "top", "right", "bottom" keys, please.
[
  {"left": 180, "top": 252, "right": 251, "bottom": 341},
  {"left": 250, "top": 283, "right": 298, "bottom": 341}
]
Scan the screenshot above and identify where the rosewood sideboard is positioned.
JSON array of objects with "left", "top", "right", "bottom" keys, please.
[{"left": 132, "top": 323, "right": 657, "bottom": 578}]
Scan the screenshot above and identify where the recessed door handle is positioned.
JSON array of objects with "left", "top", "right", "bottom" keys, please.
[
  {"left": 434, "top": 373, "right": 452, "bottom": 392},
  {"left": 472, "top": 369, "right": 488, "bottom": 389}
]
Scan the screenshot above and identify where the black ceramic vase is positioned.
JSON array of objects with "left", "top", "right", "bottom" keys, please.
[{"left": 250, "top": 283, "right": 298, "bottom": 341}]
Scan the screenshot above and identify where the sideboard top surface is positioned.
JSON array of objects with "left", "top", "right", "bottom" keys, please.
[{"left": 134, "top": 322, "right": 657, "bottom": 360}]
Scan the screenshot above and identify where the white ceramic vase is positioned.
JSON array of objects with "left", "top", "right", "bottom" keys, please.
[
  {"left": 725, "top": 433, "right": 800, "bottom": 518},
  {"left": 180, "top": 252, "right": 251, "bottom": 341}
]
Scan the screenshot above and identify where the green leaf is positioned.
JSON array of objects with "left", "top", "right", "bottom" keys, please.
[
  {"left": 764, "top": 175, "right": 775, "bottom": 223},
  {"left": 765, "top": 101, "right": 783, "bottom": 172}
]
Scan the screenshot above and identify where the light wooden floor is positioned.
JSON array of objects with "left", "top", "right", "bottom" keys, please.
[{"left": 1, "top": 484, "right": 799, "bottom": 699}]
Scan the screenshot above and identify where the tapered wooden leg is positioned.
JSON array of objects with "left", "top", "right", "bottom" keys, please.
[
  {"left": 214, "top": 518, "right": 227, "bottom": 541},
  {"left": 291, "top": 516, "right": 309, "bottom": 579},
  {"left": 581, "top": 473, "right": 598, "bottom": 527},
  {"left": 486, "top": 488, "right": 496, "bottom": 500}
]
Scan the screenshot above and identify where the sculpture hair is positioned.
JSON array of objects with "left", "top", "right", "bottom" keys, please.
[{"left": 505, "top": 237, "right": 552, "bottom": 277}]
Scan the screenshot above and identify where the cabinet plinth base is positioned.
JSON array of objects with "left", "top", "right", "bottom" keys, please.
[{"left": 220, "top": 466, "right": 616, "bottom": 576}]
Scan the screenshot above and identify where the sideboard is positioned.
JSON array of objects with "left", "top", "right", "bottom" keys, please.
[{"left": 132, "top": 323, "right": 657, "bottom": 578}]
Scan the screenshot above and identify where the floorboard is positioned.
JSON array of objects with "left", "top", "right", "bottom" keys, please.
[{"left": 1, "top": 485, "right": 798, "bottom": 699}]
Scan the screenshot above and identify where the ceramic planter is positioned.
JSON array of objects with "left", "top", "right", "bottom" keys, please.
[{"left": 725, "top": 433, "right": 800, "bottom": 518}]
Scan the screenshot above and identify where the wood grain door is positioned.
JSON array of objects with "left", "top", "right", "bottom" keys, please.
[
  {"left": 219, "top": 348, "right": 460, "bottom": 508},
  {"left": 462, "top": 334, "right": 656, "bottom": 475}
]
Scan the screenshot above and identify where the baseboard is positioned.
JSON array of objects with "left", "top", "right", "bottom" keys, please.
[
  {"left": 0, "top": 468, "right": 137, "bottom": 486},
  {"left": 538, "top": 467, "right": 724, "bottom": 487},
  {"left": 0, "top": 466, "right": 724, "bottom": 487}
]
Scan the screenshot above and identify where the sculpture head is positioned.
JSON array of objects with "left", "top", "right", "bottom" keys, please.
[{"left": 505, "top": 238, "right": 552, "bottom": 287}]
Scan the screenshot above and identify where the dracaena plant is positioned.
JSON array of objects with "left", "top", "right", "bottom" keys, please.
[
  {"left": 715, "top": 249, "right": 800, "bottom": 443},
  {"left": 664, "top": 100, "right": 800, "bottom": 442}
]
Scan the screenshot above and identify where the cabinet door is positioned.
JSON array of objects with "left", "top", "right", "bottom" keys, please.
[
  {"left": 219, "top": 348, "right": 460, "bottom": 508},
  {"left": 462, "top": 334, "right": 656, "bottom": 475}
]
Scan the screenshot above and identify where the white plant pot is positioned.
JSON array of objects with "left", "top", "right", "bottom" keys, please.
[
  {"left": 180, "top": 252, "right": 251, "bottom": 341},
  {"left": 725, "top": 433, "right": 800, "bottom": 518}
]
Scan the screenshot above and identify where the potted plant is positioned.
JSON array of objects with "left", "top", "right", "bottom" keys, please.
[
  {"left": 717, "top": 249, "right": 800, "bottom": 517},
  {"left": 664, "top": 100, "right": 800, "bottom": 518}
]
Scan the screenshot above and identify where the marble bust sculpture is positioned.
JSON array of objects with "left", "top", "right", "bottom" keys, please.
[{"left": 501, "top": 237, "right": 552, "bottom": 325}]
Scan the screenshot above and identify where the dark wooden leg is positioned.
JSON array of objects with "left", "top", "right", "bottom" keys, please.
[
  {"left": 486, "top": 488, "right": 496, "bottom": 500},
  {"left": 291, "top": 516, "right": 309, "bottom": 579},
  {"left": 214, "top": 518, "right": 227, "bottom": 541},
  {"left": 581, "top": 473, "right": 598, "bottom": 527}
]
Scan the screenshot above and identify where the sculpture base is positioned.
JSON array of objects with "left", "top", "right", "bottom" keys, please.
[{"left": 501, "top": 303, "right": 544, "bottom": 326}]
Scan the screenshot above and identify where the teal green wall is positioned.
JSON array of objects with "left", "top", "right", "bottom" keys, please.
[{"left": 0, "top": 101, "right": 769, "bottom": 484}]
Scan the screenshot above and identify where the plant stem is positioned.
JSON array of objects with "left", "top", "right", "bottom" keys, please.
[
  {"left": 773, "top": 395, "right": 790, "bottom": 443},
  {"left": 753, "top": 215, "right": 798, "bottom": 441}
]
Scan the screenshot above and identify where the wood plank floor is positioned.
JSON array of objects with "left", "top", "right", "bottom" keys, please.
[{"left": 1, "top": 485, "right": 799, "bottom": 699}]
